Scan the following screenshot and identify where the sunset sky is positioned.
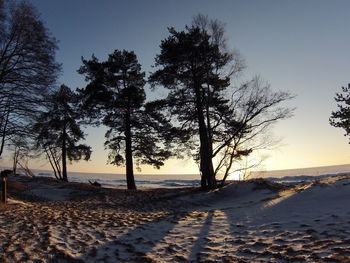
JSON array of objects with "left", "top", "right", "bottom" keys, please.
[{"left": 22, "top": 0, "right": 350, "bottom": 174}]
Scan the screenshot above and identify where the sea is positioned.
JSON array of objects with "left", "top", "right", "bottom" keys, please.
[{"left": 9, "top": 163, "right": 350, "bottom": 189}]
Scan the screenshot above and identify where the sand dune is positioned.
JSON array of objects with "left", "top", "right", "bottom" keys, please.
[{"left": 1, "top": 174, "right": 350, "bottom": 262}]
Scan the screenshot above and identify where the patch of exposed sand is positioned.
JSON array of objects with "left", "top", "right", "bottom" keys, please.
[{"left": 1, "top": 174, "right": 350, "bottom": 262}]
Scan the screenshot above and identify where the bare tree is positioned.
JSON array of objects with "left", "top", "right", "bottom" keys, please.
[
  {"left": 6, "top": 135, "right": 31, "bottom": 175},
  {"left": 0, "top": 0, "right": 60, "bottom": 157},
  {"left": 215, "top": 77, "right": 293, "bottom": 184}
]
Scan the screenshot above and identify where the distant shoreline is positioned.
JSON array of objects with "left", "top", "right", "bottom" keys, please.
[
  {"left": 5, "top": 162, "right": 350, "bottom": 177},
  {"left": 2, "top": 163, "right": 350, "bottom": 189},
  {"left": 253, "top": 163, "right": 350, "bottom": 178}
]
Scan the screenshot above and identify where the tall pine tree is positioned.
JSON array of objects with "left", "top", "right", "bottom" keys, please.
[
  {"left": 78, "top": 50, "right": 171, "bottom": 190},
  {"left": 150, "top": 26, "right": 236, "bottom": 188}
]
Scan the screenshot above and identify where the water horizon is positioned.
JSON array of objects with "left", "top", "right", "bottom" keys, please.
[{"left": 6, "top": 163, "right": 350, "bottom": 189}]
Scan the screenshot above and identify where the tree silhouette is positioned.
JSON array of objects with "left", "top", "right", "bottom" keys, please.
[
  {"left": 78, "top": 50, "right": 172, "bottom": 190},
  {"left": 330, "top": 83, "right": 350, "bottom": 140},
  {"left": 7, "top": 135, "right": 33, "bottom": 176},
  {"left": 150, "top": 25, "right": 240, "bottom": 188},
  {"left": 150, "top": 18, "right": 292, "bottom": 189},
  {"left": 34, "top": 85, "right": 91, "bottom": 182},
  {"left": 0, "top": 0, "right": 60, "bottom": 157},
  {"left": 214, "top": 76, "right": 293, "bottom": 185}
]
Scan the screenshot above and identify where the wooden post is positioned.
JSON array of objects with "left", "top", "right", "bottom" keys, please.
[
  {"left": 1, "top": 170, "right": 12, "bottom": 204},
  {"left": 1, "top": 177, "right": 7, "bottom": 204}
]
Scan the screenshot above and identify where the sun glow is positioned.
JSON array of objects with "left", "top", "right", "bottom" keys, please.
[{"left": 228, "top": 171, "right": 241, "bottom": 181}]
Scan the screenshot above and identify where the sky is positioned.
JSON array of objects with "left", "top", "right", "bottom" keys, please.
[{"left": 16, "top": 0, "right": 350, "bottom": 174}]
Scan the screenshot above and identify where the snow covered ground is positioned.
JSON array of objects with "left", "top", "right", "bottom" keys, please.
[{"left": 1, "top": 174, "right": 350, "bottom": 262}]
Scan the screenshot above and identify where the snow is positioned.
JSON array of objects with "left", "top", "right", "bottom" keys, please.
[{"left": 1, "top": 174, "right": 350, "bottom": 262}]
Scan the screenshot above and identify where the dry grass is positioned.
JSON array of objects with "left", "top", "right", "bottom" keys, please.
[
  {"left": 0, "top": 202, "right": 6, "bottom": 210},
  {"left": 244, "top": 178, "right": 287, "bottom": 191}
]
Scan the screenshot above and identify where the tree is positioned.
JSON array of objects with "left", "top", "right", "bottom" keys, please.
[
  {"left": 78, "top": 50, "right": 172, "bottom": 190},
  {"left": 330, "top": 83, "right": 350, "bottom": 140},
  {"left": 150, "top": 25, "right": 237, "bottom": 189},
  {"left": 150, "top": 18, "right": 292, "bottom": 189},
  {"left": 0, "top": 0, "right": 60, "bottom": 157},
  {"left": 7, "top": 135, "right": 33, "bottom": 176},
  {"left": 34, "top": 85, "right": 91, "bottom": 182},
  {"left": 213, "top": 76, "right": 293, "bottom": 185}
]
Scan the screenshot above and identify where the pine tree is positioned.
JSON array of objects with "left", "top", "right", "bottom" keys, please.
[
  {"left": 78, "top": 50, "right": 172, "bottom": 190},
  {"left": 34, "top": 85, "right": 91, "bottom": 182},
  {"left": 150, "top": 21, "right": 292, "bottom": 189},
  {"left": 150, "top": 26, "right": 236, "bottom": 188},
  {"left": 330, "top": 83, "right": 350, "bottom": 140}
]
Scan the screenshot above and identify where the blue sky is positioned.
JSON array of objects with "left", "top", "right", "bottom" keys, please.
[{"left": 26, "top": 0, "right": 350, "bottom": 174}]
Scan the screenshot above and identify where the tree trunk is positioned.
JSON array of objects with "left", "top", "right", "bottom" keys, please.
[
  {"left": 47, "top": 150, "right": 57, "bottom": 179},
  {"left": 48, "top": 147, "right": 62, "bottom": 180},
  {"left": 205, "top": 86, "right": 216, "bottom": 186},
  {"left": 194, "top": 82, "right": 215, "bottom": 189},
  {"left": 12, "top": 146, "right": 19, "bottom": 175},
  {"left": 0, "top": 110, "right": 10, "bottom": 157},
  {"left": 62, "top": 123, "right": 68, "bottom": 182},
  {"left": 124, "top": 109, "right": 136, "bottom": 190},
  {"left": 221, "top": 154, "right": 234, "bottom": 186}
]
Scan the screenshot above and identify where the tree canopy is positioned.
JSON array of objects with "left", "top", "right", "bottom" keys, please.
[{"left": 330, "top": 83, "right": 350, "bottom": 141}]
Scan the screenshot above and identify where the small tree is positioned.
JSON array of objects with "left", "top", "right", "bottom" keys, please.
[
  {"left": 330, "top": 83, "right": 350, "bottom": 139},
  {"left": 34, "top": 85, "right": 91, "bottom": 182},
  {"left": 7, "top": 135, "right": 33, "bottom": 176},
  {"left": 78, "top": 50, "right": 172, "bottom": 190}
]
